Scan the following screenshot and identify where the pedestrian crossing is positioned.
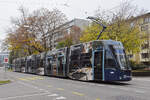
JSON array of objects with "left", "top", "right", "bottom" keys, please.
[{"left": 18, "top": 76, "right": 44, "bottom": 81}]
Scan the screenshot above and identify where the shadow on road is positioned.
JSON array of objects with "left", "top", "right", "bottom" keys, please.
[
  {"left": 92, "top": 81, "right": 131, "bottom": 86},
  {"left": 65, "top": 77, "right": 132, "bottom": 86},
  {"left": 13, "top": 71, "right": 132, "bottom": 86}
]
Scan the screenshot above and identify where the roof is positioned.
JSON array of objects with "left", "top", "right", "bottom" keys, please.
[
  {"left": 129, "top": 12, "right": 150, "bottom": 21},
  {"left": 46, "top": 18, "right": 89, "bottom": 34}
]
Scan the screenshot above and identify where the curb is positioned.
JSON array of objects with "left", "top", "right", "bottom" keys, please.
[{"left": 132, "top": 72, "right": 150, "bottom": 77}]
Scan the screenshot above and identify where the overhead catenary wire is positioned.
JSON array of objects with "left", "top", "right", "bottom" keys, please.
[{"left": 87, "top": 16, "right": 107, "bottom": 40}]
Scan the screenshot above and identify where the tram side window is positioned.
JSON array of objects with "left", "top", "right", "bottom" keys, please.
[
  {"left": 32, "top": 59, "right": 36, "bottom": 68},
  {"left": 105, "top": 50, "right": 116, "bottom": 68},
  {"left": 47, "top": 58, "right": 51, "bottom": 65},
  {"left": 40, "top": 59, "right": 43, "bottom": 67},
  {"left": 94, "top": 52, "right": 102, "bottom": 67},
  {"left": 80, "top": 53, "right": 92, "bottom": 68},
  {"left": 28, "top": 60, "right": 31, "bottom": 66}
]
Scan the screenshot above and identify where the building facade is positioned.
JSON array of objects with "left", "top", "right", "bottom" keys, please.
[
  {"left": 129, "top": 13, "right": 150, "bottom": 65},
  {"left": 45, "top": 18, "right": 89, "bottom": 50}
]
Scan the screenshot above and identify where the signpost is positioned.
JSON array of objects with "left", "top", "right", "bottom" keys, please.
[
  {"left": 4, "top": 58, "right": 8, "bottom": 63},
  {"left": 4, "top": 58, "right": 8, "bottom": 73}
]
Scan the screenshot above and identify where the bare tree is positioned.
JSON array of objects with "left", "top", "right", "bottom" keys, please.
[
  {"left": 4, "top": 7, "right": 67, "bottom": 58},
  {"left": 95, "top": 0, "right": 148, "bottom": 24},
  {"left": 29, "top": 8, "right": 67, "bottom": 50}
]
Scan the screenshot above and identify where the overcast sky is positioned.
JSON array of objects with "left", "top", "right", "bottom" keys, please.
[{"left": 0, "top": 0, "right": 149, "bottom": 40}]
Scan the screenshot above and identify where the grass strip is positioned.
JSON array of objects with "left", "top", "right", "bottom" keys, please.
[
  {"left": 0, "top": 80, "right": 11, "bottom": 85},
  {"left": 132, "top": 70, "right": 150, "bottom": 73}
]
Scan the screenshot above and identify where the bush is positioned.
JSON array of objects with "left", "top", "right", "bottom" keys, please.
[{"left": 130, "top": 60, "right": 149, "bottom": 70}]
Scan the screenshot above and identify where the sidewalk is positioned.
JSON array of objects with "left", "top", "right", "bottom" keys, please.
[{"left": 0, "top": 67, "right": 10, "bottom": 81}]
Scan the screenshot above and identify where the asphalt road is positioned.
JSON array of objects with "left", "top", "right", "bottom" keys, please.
[{"left": 0, "top": 68, "right": 150, "bottom": 100}]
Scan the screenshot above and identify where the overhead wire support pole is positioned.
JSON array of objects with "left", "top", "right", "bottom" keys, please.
[{"left": 87, "top": 16, "right": 107, "bottom": 40}]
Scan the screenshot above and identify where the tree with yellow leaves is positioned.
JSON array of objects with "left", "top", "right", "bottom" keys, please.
[{"left": 80, "top": 1, "right": 146, "bottom": 54}]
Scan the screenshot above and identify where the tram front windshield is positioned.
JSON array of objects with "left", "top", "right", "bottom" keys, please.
[{"left": 110, "top": 45, "right": 129, "bottom": 70}]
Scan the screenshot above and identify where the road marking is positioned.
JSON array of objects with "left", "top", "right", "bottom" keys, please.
[
  {"left": 32, "top": 76, "right": 42, "bottom": 80},
  {"left": 48, "top": 85, "right": 52, "bottom": 88},
  {"left": 45, "top": 90, "right": 49, "bottom": 93},
  {"left": 72, "top": 92, "right": 84, "bottom": 96},
  {"left": 119, "top": 87, "right": 129, "bottom": 91},
  {"left": 32, "top": 76, "right": 39, "bottom": 79},
  {"left": 18, "top": 76, "right": 44, "bottom": 81},
  {"left": 38, "top": 77, "right": 44, "bottom": 80},
  {"left": 27, "top": 77, "right": 37, "bottom": 80},
  {"left": 135, "top": 90, "right": 145, "bottom": 94},
  {"left": 18, "top": 78, "right": 28, "bottom": 81},
  {"left": 47, "top": 94, "right": 58, "bottom": 97},
  {"left": 56, "top": 96, "right": 66, "bottom": 100},
  {"left": 107, "top": 86, "right": 116, "bottom": 88},
  {"left": 96, "top": 98, "right": 101, "bottom": 100},
  {"left": 39, "top": 89, "right": 45, "bottom": 91},
  {"left": 35, "top": 76, "right": 44, "bottom": 80},
  {"left": 115, "top": 86, "right": 146, "bottom": 94},
  {"left": 109, "top": 85, "right": 146, "bottom": 94},
  {"left": 96, "top": 84, "right": 106, "bottom": 87},
  {"left": 33, "top": 87, "right": 38, "bottom": 89},
  {"left": 57, "top": 88, "right": 64, "bottom": 91},
  {"left": 18, "top": 81, "right": 47, "bottom": 91},
  {"left": 0, "top": 92, "right": 49, "bottom": 100},
  {"left": 18, "top": 81, "right": 38, "bottom": 89}
]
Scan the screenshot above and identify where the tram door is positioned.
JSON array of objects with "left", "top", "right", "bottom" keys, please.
[
  {"left": 52, "top": 56, "right": 57, "bottom": 76},
  {"left": 93, "top": 49, "right": 105, "bottom": 81},
  {"left": 57, "top": 55, "right": 65, "bottom": 76},
  {"left": 26, "top": 60, "right": 30, "bottom": 73},
  {"left": 46, "top": 57, "right": 52, "bottom": 75}
]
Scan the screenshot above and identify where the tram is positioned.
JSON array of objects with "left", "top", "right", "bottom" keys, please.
[
  {"left": 12, "top": 17, "right": 132, "bottom": 81},
  {"left": 12, "top": 40, "right": 132, "bottom": 81}
]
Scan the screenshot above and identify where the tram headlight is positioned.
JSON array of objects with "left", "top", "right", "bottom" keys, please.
[
  {"left": 119, "top": 76, "right": 122, "bottom": 80},
  {"left": 110, "top": 71, "right": 114, "bottom": 74}
]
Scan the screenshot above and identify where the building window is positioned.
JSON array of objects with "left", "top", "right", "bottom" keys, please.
[
  {"left": 141, "top": 43, "right": 149, "bottom": 49},
  {"left": 128, "top": 54, "right": 133, "bottom": 59},
  {"left": 144, "top": 17, "right": 150, "bottom": 23},
  {"left": 130, "top": 22, "right": 135, "bottom": 27},
  {"left": 141, "top": 53, "right": 149, "bottom": 58},
  {"left": 141, "top": 25, "right": 148, "bottom": 31}
]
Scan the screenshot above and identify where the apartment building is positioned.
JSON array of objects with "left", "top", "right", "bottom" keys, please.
[
  {"left": 45, "top": 18, "right": 89, "bottom": 50},
  {"left": 129, "top": 13, "right": 150, "bottom": 65}
]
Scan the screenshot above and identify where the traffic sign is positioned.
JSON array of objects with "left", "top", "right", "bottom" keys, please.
[{"left": 4, "top": 58, "right": 8, "bottom": 63}]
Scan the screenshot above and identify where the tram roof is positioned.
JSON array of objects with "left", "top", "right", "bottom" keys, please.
[
  {"left": 96, "top": 40, "right": 123, "bottom": 46},
  {"left": 70, "top": 40, "right": 123, "bottom": 47}
]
